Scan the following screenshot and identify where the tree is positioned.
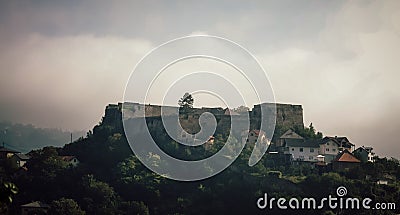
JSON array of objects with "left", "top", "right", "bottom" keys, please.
[
  {"left": 178, "top": 92, "right": 194, "bottom": 110},
  {"left": 82, "top": 175, "right": 118, "bottom": 214},
  {"left": 119, "top": 201, "right": 149, "bottom": 215},
  {"left": 49, "top": 198, "right": 85, "bottom": 215},
  {"left": 294, "top": 123, "right": 323, "bottom": 140},
  {"left": 232, "top": 105, "right": 249, "bottom": 113}
]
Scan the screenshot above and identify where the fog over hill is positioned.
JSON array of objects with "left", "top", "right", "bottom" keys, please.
[{"left": 0, "top": 121, "right": 86, "bottom": 153}]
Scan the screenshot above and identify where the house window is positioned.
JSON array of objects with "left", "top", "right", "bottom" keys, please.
[
  {"left": 250, "top": 133, "right": 254, "bottom": 136},
  {"left": 292, "top": 148, "right": 294, "bottom": 151},
  {"left": 333, "top": 149, "right": 336, "bottom": 152},
  {"left": 310, "top": 148, "right": 314, "bottom": 152},
  {"left": 327, "top": 142, "right": 330, "bottom": 145},
  {"left": 309, "top": 156, "right": 313, "bottom": 160},
  {"left": 300, "top": 148, "right": 303, "bottom": 152},
  {"left": 326, "top": 148, "right": 330, "bottom": 152}
]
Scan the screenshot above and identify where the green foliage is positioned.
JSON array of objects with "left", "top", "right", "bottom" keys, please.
[
  {"left": 273, "top": 123, "right": 323, "bottom": 141},
  {"left": 49, "top": 198, "right": 85, "bottom": 215},
  {"left": 26, "top": 147, "right": 69, "bottom": 181},
  {"left": 178, "top": 92, "right": 194, "bottom": 110},
  {"left": 119, "top": 201, "right": 149, "bottom": 215},
  {"left": 232, "top": 105, "right": 249, "bottom": 113},
  {"left": 8, "top": 109, "right": 400, "bottom": 215},
  {"left": 82, "top": 174, "right": 118, "bottom": 214},
  {"left": 295, "top": 123, "right": 323, "bottom": 140}
]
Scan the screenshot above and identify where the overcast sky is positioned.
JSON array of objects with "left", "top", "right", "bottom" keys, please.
[{"left": 0, "top": 1, "right": 399, "bottom": 158}]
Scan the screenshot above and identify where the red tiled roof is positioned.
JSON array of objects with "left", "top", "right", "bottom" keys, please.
[{"left": 334, "top": 150, "right": 360, "bottom": 163}]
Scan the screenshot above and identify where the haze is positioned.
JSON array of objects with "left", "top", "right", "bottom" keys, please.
[{"left": 0, "top": 1, "right": 399, "bottom": 158}]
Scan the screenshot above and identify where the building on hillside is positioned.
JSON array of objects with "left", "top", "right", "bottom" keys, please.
[
  {"left": 242, "top": 130, "right": 269, "bottom": 147},
  {"left": 353, "top": 146, "right": 375, "bottom": 163},
  {"left": 318, "top": 137, "right": 340, "bottom": 163},
  {"left": 60, "top": 156, "right": 80, "bottom": 167},
  {"left": 0, "top": 146, "right": 20, "bottom": 159},
  {"left": 276, "top": 129, "right": 304, "bottom": 147},
  {"left": 332, "top": 150, "right": 360, "bottom": 171},
  {"left": 283, "top": 139, "right": 319, "bottom": 162},
  {"left": 20, "top": 201, "right": 50, "bottom": 215},
  {"left": 376, "top": 180, "right": 388, "bottom": 185},
  {"left": 10, "top": 153, "right": 30, "bottom": 169},
  {"left": 325, "top": 136, "right": 355, "bottom": 152},
  {"left": 203, "top": 136, "right": 215, "bottom": 150},
  {"left": 279, "top": 131, "right": 342, "bottom": 163}
]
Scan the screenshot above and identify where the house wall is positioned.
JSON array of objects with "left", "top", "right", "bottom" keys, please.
[
  {"left": 353, "top": 149, "right": 368, "bottom": 162},
  {"left": 286, "top": 146, "right": 319, "bottom": 162},
  {"left": 9, "top": 155, "right": 26, "bottom": 169},
  {"left": 319, "top": 140, "right": 339, "bottom": 162},
  {"left": 69, "top": 158, "right": 80, "bottom": 167}
]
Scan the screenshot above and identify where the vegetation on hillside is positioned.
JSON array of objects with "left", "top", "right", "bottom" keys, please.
[{"left": 0, "top": 114, "right": 399, "bottom": 215}]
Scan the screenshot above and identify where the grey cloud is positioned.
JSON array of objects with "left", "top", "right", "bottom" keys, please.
[{"left": 0, "top": 0, "right": 399, "bottom": 157}]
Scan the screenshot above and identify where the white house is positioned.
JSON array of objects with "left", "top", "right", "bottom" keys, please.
[
  {"left": 60, "top": 156, "right": 80, "bottom": 167},
  {"left": 318, "top": 137, "right": 340, "bottom": 163},
  {"left": 282, "top": 136, "right": 342, "bottom": 163},
  {"left": 283, "top": 139, "right": 319, "bottom": 162},
  {"left": 376, "top": 180, "right": 388, "bottom": 185},
  {"left": 10, "top": 153, "right": 30, "bottom": 169},
  {"left": 325, "top": 136, "right": 355, "bottom": 152}
]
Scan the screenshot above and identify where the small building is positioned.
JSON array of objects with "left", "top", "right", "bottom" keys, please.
[
  {"left": 0, "top": 146, "right": 20, "bottom": 159},
  {"left": 353, "top": 146, "right": 375, "bottom": 163},
  {"left": 376, "top": 180, "right": 388, "bottom": 185},
  {"left": 10, "top": 153, "right": 30, "bottom": 169},
  {"left": 318, "top": 137, "right": 340, "bottom": 163},
  {"left": 20, "top": 201, "right": 50, "bottom": 215},
  {"left": 325, "top": 136, "right": 355, "bottom": 152},
  {"left": 204, "top": 136, "right": 215, "bottom": 150},
  {"left": 276, "top": 129, "right": 304, "bottom": 147},
  {"left": 332, "top": 150, "right": 360, "bottom": 171},
  {"left": 243, "top": 130, "right": 268, "bottom": 146},
  {"left": 283, "top": 139, "right": 319, "bottom": 162},
  {"left": 60, "top": 156, "right": 80, "bottom": 167}
]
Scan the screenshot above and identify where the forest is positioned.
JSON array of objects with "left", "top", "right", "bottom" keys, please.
[{"left": 0, "top": 110, "right": 399, "bottom": 215}]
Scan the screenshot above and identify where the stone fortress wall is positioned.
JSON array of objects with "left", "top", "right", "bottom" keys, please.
[{"left": 103, "top": 102, "right": 304, "bottom": 134}]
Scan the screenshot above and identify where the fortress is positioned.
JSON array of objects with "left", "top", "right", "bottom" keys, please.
[{"left": 102, "top": 102, "right": 304, "bottom": 136}]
